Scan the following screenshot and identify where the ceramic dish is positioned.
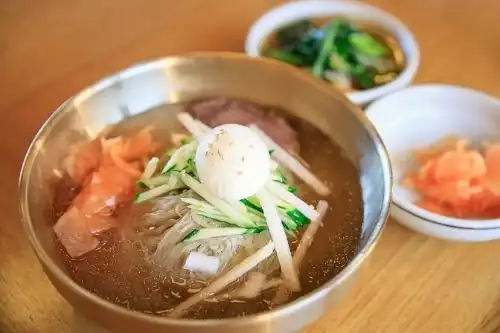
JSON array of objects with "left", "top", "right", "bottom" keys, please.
[
  {"left": 245, "top": 0, "right": 420, "bottom": 105},
  {"left": 366, "top": 84, "right": 500, "bottom": 242}
]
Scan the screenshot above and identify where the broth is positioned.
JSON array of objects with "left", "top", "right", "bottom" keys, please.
[{"left": 52, "top": 99, "right": 363, "bottom": 319}]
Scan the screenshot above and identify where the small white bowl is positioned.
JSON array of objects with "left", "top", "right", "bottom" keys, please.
[
  {"left": 245, "top": 0, "right": 420, "bottom": 105},
  {"left": 391, "top": 204, "right": 500, "bottom": 242},
  {"left": 366, "top": 84, "right": 500, "bottom": 242}
]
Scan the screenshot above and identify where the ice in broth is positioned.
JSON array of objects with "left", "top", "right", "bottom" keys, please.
[{"left": 52, "top": 98, "right": 363, "bottom": 319}]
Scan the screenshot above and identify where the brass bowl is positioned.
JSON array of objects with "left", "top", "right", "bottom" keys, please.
[{"left": 19, "top": 52, "right": 392, "bottom": 333}]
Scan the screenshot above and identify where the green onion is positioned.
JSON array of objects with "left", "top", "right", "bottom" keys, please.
[
  {"left": 265, "top": 48, "right": 308, "bottom": 66},
  {"left": 312, "top": 22, "right": 339, "bottom": 78},
  {"left": 349, "top": 32, "right": 389, "bottom": 57}
]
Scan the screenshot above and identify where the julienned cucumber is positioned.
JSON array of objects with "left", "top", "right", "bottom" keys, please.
[
  {"left": 180, "top": 173, "right": 256, "bottom": 228},
  {"left": 183, "top": 227, "right": 263, "bottom": 242},
  {"left": 161, "top": 141, "right": 197, "bottom": 174},
  {"left": 134, "top": 177, "right": 185, "bottom": 203}
]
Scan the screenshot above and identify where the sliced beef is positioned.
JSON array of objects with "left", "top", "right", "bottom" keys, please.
[{"left": 187, "top": 97, "right": 299, "bottom": 153}]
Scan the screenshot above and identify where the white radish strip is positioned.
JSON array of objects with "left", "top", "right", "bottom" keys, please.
[
  {"left": 194, "top": 119, "right": 212, "bottom": 133},
  {"left": 141, "top": 157, "right": 159, "bottom": 180},
  {"left": 272, "top": 284, "right": 290, "bottom": 305},
  {"left": 169, "top": 241, "right": 275, "bottom": 318},
  {"left": 257, "top": 189, "right": 300, "bottom": 292},
  {"left": 171, "top": 133, "right": 191, "bottom": 147},
  {"left": 250, "top": 124, "right": 330, "bottom": 196},
  {"left": 135, "top": 181, "right": 184, "bottom": 203},
  {"left": 266, "top": 182, "right": 320, "bottom": 221},
  {"left": 293, "top": 200, "right": 329, "bottom": 270},
  {"left": 273, "top": 200, "right": 328, "bottom": 305},
  {"left": 235, "top": 274, "right": 284, "bottom": 298},
  {"left": 234, "top": 272, "right": 266, "bottom": 299},
  {"left": 183, "top": 252, "right": 220, "bottom": 276},
  {"left": 217, "top": 276, "right": 283, "bottom": 301},
  {"left": 269, "top": 159, "right": 278, "bottom": 170},
  {"left": 180, "top": 173, "right": 255, "bottom": 227},
  {"left": 264, "top": 278, "right": 283, "bottom": 290},
  {"left": 177, "top": 113, "right": 206, "bottom": 139}
]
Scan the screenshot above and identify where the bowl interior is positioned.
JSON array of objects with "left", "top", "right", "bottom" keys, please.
[
  {"left": 366, "top": 84, "right": 500, "bottom": 229},
  {"left": 19, "top": 53, "right": 392, "bottom": 328}
]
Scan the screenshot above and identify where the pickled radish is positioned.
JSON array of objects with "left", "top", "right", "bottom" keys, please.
[{"left": 402, "top": 137, "right": 500, "bottom": 219}]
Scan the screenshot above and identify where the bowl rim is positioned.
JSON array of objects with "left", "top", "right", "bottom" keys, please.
[
  {"left": 18, "top": 52, "right": 393, "bottom": 327},
  {"left": 392, "top": 201, "right": 500, "bottom": 231},
  {"left": 244, "top": 0, "right": 420, "bottom": 105},
  {"left": 390, "top": 203, "right": 500, "bottom": 244},
  {"left": 366, "top": 83, "right": 500, "bottom": 230}
]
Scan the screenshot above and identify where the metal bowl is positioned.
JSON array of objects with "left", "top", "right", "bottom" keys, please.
[{"left": 19, "top": 52, "right": 392, "bottom": 333}]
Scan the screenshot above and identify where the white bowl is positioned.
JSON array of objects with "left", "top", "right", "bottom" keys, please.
[
  {"left": 245, "top": 0, "right": 420, "bottom": 105},
  {"left": 366, "top": 84, "right": 500, "bottom": 242},
  {"left": 391, "top": 204, "right": 500, "bottom": 242}
]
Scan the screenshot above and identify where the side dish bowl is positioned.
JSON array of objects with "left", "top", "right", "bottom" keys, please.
[
  {"left": 19, "top": 53, "right": 392, "bottom": 333},
  {"left": 245, "top": 0, "right": 420, "bottom": 105},
  {"left": 366, "top": 84, "right": 500, "bottom": 242}
]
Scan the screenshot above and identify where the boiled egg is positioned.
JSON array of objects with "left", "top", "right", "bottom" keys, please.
[{"left": 195, "top": 124, "right": 270, "bottom": 201}]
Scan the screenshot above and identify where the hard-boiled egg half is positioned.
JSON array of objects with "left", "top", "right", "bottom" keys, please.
[{"left": 195, "top": 124, "right": 271, "bottom": 201}]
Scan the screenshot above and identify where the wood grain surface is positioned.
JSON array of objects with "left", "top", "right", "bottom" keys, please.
[{"left": 2, "top": 0, "right": 500, "bottom": 332}]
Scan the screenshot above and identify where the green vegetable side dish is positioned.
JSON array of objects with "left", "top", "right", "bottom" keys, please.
[{"left": 262, "top": 17, "right": 404, "bottom": 91}]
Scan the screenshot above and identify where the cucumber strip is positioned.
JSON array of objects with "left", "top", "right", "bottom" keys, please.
[
  {"left": 180, "top": 173, "right": 256, "bottom": 228},
  {"left": 287, "top": 209, "right": 310, "bottom": 227},
  {"left": 141, "top": 157, "right": 159, "bottom": 180},
  {"left": 247, "top": 211, "right": 267, "bottom": 227},
  {"left": 142, "top": 174, "right": 181, "bottom": 189},
  {"left": 240, "top": 198, "right": 263, "bottom": 213},
  {"left": 266, "top": 182, "right": 319, "bottom": 221},
  {"left": 190, "top": 211, "right": 230, "bottom": 228},
  {"left": 280, "top": 212, "right": 298, "bottom": 231},
  {"left": 182, "top": 229, "right": 199, "bottom": 242},
  {"left": 181, "top": 198, "right": 233, "bottom": 223},
  {"left": 257, "top": 189, "right": 300, "bottom": 292},
  {"left": 182, "top": 198, "right": 225, "bottom": 215},
  {"left": 183, "top": 227, "right": 263, "bottom": 242},
  {"left": 241, "top": 197, "right": 300, "bottom": 230},
  {"left": 134, "top": 180, "right": 184, "bottom": 203},
  {"left": 185, "top": 197, "right": 266, "bottom": 226},
  {"left": 163, "top": 163, "right": 177, "bottom": 174},
  {"left": 161, "top": 141, "right": 197, "bottom": 174}
]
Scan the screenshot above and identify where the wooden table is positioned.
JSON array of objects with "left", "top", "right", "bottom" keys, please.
[{"left": 2, "top": 0, "right": 500, "bottom": 332}]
